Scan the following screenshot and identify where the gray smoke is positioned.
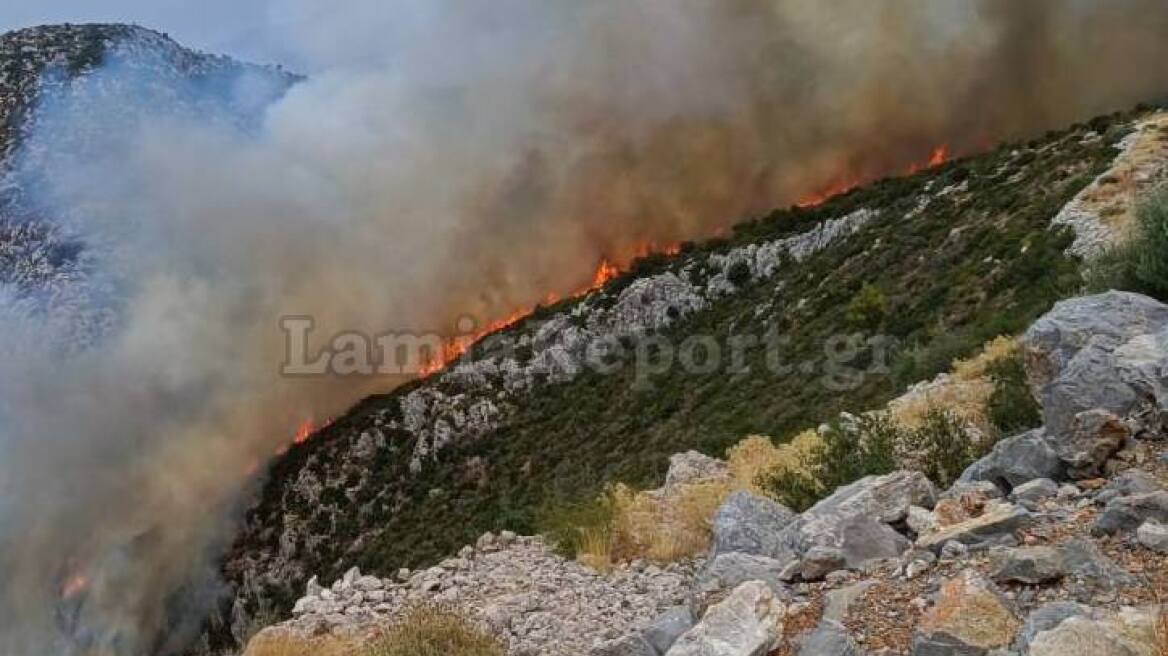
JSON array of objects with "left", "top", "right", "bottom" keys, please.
[{"left": 0, "top": 1, "right": 1166, "bottom": 653}]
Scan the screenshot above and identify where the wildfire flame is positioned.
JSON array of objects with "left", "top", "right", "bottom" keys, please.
[
  {"left": 61, "top": 574, "right": 88, "bottom": 600},
  {"left": 288, "top": 146, "right": 951, "bottom": 447},
  {"left": 799, "top": 144, "right": 951, "bottom": 208}
]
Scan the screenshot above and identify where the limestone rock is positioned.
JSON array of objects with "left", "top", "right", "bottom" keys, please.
[
  {"left": 918, "top": 503, "right": 1032, "bottom": 553},
  {"left": 914, "top": 571, "right": 1020, "bottom": 655},
  {"left": 644, "top": 606, "right": 697, "bottom": 655},
  {"left": 664, "top": 451, "right": 731, "bottom": 491},
  {"left": 666, "top": 581, "right": 784, "bottom": 656},
  {"left": 800, "top": 546, "right": 847, "bottom": 581},
  {"left": 1058, "top": 409, "right": 1131, "bottom": 479},
  {"left": 1027, "top": 606, "right": 1163, "bottom": 656},
  {"left": 711, "top": 491, "right": 798, "bottom": 560},
  {"left": 959, "top": 430, "right": 1062, "bottom": 492},
  {"left": 798, "top": 620, "right": 860, "bottom": 656},
  {"left": 1136, "top": 521, "right": 1168, "bottom": 553},
  {"left": 595, "top": 635, "right": 658, "bottom": 656},
  {"left": 698, "top": 552, "right": 794, "bottom": 595},
  {"left": 989, "top": 547, "right": 1065, "bottom": 585},
  {"left": 1092, "top": 491, "right": 1168, "bottom": 536},
  {"left": 1008, "top": 479, "right": 1059, "bottom": 506},
  {"left": 1012, "top": 602, "right": 1092, "bottom": 653}
]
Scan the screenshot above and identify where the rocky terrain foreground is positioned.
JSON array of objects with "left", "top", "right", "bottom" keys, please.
[{"left": 248, "top": 289, "right": 1168, "bottom": 655}]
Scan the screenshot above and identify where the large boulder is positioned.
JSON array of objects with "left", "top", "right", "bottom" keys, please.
[
  {"left": 665, "top": 581, "right": 784, "bottom": 656},
  {"left": 1023, "top": 291, "right": 1168, "bottom": 394},
  {"left": 665, "top": 451, "right": 731, "bottom": 491},
  {"left": 697, "top": 552, "right": 794, "bottom": 597},
  {"left": 912, "top": 571, "right": 1020, "bottom": 656},
  {"left": 1092, "top": 491, "right": 1168, "bottom": 536},
  {"left": 1024, "top": 292, "right": 1168, "bottom": 442},
  {"left": 1027, "top": 606, "right": 1163, "bottom": 656},
  {"left": 1058, "top": 409, "right": 1131, "bottom": 479},
  {"left": 792, "top": 471, "right": 934, "bottom": 559},
  {"left": 1057, "top": 538, "right": 1136, "bottom": 597},
  {"left": 958, "top": 430, "right": 1063, "bottom": 492},
  {"left": 644, "top": 607, "right": 697, "bottom": 655},
  {"left": 711, "top": 491, "right": 798, "bottom": 560},
  {"left": 1136, "top": 521, "right": 1168, "bottom": 553}
]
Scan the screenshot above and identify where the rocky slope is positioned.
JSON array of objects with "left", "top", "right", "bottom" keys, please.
[
  {"left": 0, "top": 24, "right": 297, "bottom": 347},
  {"left": 219, "top": 106, "right": 1168, "bottom": 648},
  {"left": 250, "top": 290, "right": 1168, "bottom": 656}
]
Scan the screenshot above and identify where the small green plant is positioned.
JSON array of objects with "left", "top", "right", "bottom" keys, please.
[
  {"left": 727, "top": 261, "right": 753, "bottom": 287},
  {"left": 763, "top": 414, "right": 900, "bottom": 511},
  {"left": 534, "top": 493, "right": 616, "bottom": 559},
  {"left": 985, "top": 350, "right": 1042, "bottom": 435},
  {"left": 913, "top": 408, "right": 989, "bottom": 489},
  {"left": 1088, "top": 187, "right": 1168, "bottom": 301},
  {"left": 364, "top": 606, "right": 505, "bottom": 656},
  {"left": 846, "top": 283, "right": 889, "bottom": 330}
]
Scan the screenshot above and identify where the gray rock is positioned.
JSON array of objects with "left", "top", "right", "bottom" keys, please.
[
  {"left": 711, "top": 491, "right": 798, "bottom": 560},
  {"left": 942, "top": 480, "right": 1005, "bottom": 501},
  {"left": 823, "top": 581, "right": 876, "bottom": 622},
  {"left": 1057, "top": 409, "right": 1131, "bottom": 479},
  {"left": 595, "top": 634, "right": 658, "bottom": 656},
  {"left": 1104, "top": 469, "right": 1164, "bottom": 496},
  {"left": 665, "top": 581, "right": 784, "bottom": 656},
  {"left": 917, "top": 503, "right": 1032, "bottom": 553},
  {"left": 1027, "top": 608, "right": 1162, "bottom": 656},
  {"left": 908, "top": 506, "right": 940, "bottom": 535},
  {"left": 799, "top": 620, "right": 860, "bottom": 656},
  {"left": 644, "top": 607, "right": 697, "bottom": 655},
  {"left": 1136, "top": 521, "right": 1168, "bottom": 553},
  {"left": 836, "top": 515, "right": 913, "bottom": 568},
  {"left": 912, "top": 631, "right": 987, "bottom": 656},
  {"left": 1057, "top": 538, "right": 1136, "bottom": 596},
  {"left": 800, "top": 547, "right": 847, "bottom": 581},
  {"left": 958, "top": 430, "right": 1062, "bottom": 492},
  {"left": 988, "top": 547, "right": 1065, "bottom": 585},
  {"left": 665, "top": 451, "right": 730, "bottom": 491},
  {"left": 1092, "top": 491, "right": 1168, "bottom": 535},
  {"left": 698, "top": 552, "right": 794, "bottom": 596},
  {"left": 941, "top": 540, "right": 970, "bottom": 560},
  {"left": 1012, "top": 602, "right": 1092, "bottom": 653},
  {"left": 1023, "top": 291, "right": 1168, "bottom": 402},
  {"left": 794, "top": 470, "right": 933, "bottom": 561},
  {"left": 1008, "top": 479, "right": 1058, "bottom": 506}
]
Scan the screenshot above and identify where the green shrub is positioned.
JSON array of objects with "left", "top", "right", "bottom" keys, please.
[
  {"left": 534, "top": 493, "right": 616, "bottom": 559},
  {"left": 364, "top": 606, "right": 505, "bottom": 656},
  {"left": 846, "top": 283, "right": 889, "bottom": 330},
  {"left": 1088, "top": 187, "right": 1168, "bottom": 301},
  {"left": 913, "top": 408, "right": 990, "bottom": 489},
  {"left": 763, "top": 414, "right": 900, "bottom": 511},
  {"left": 985, "top": 351, "right": 1042, "bottom": 435}
]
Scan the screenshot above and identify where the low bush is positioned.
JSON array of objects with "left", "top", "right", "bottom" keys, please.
[
  {"left": 985, "top": 348, "right": 1043, "bottom": 435},
  {"left": 913, "top": 408, "right": 992, "bottom": 489},
  {"left": 1088, "top": 187, "right": 1168, "bottom": 301},
  {"left": 364, "top": 607, "right": 505, "bottom": 656}
]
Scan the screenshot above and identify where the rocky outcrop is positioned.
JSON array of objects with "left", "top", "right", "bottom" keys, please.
[
  {"left": 710, "top": 491, "right": 797, "bottom": 561},
  {"left": 664, "top": 581, "right": 784, "bottom": 656}
]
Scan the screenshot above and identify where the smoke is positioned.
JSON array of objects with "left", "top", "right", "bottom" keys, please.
[{"left": 0, "top": 1, "right": 1166, "bottom": 653}]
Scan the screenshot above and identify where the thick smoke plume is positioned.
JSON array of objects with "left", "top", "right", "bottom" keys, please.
[{"left": 1, "top": 1, "right": 1167, "bottom": 653}]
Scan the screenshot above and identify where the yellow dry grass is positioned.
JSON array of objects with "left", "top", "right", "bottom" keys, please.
[
  {"left": 242, "top": 631, "right": 361, "bottom": 656},
  {"left": 574, "top": 433, "right": 827, "bottom": 568},
  {"left": 889, "top": 336, "right": 1017, "bottom": 434},
  {"left": 1077, "top": 111, "right": 1168, "bottom": 241}
]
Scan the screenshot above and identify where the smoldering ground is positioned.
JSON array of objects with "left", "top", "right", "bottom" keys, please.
[{"left": 1, "top": 1, "right": 1167, "bottom": 653}]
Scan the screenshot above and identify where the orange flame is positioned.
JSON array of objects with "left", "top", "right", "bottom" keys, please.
[
  {"left": 62, "top": 574, "right": 88, "bottom": 600},
  {"left": 591, "top": 258, "right": 620, "bottom": 288}
]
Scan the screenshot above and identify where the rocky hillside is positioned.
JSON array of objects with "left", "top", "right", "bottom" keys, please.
[
  {"left": 219, "top": 105, "right": 1168, "bottom": 649},
  {"left": 0, "top": 24, "right": 297, "bottom": 346},
  {"left": 248, "top": 290, "right": 1168, "bottom": 656}
]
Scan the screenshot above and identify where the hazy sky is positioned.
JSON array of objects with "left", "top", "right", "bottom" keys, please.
[{"left": 0, "top": 1, "right": 300, "bottom": 66}]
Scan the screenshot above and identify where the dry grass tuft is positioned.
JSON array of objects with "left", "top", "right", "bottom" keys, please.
[
  {"left": 364, "top": 606, "right": 506, "bottom": 656},
  {"left": 889, "top": 336, "right": 1017, "bottom": 434},
  {"left": 242, "top": 631, "right": 360, "bottom": 656}
]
